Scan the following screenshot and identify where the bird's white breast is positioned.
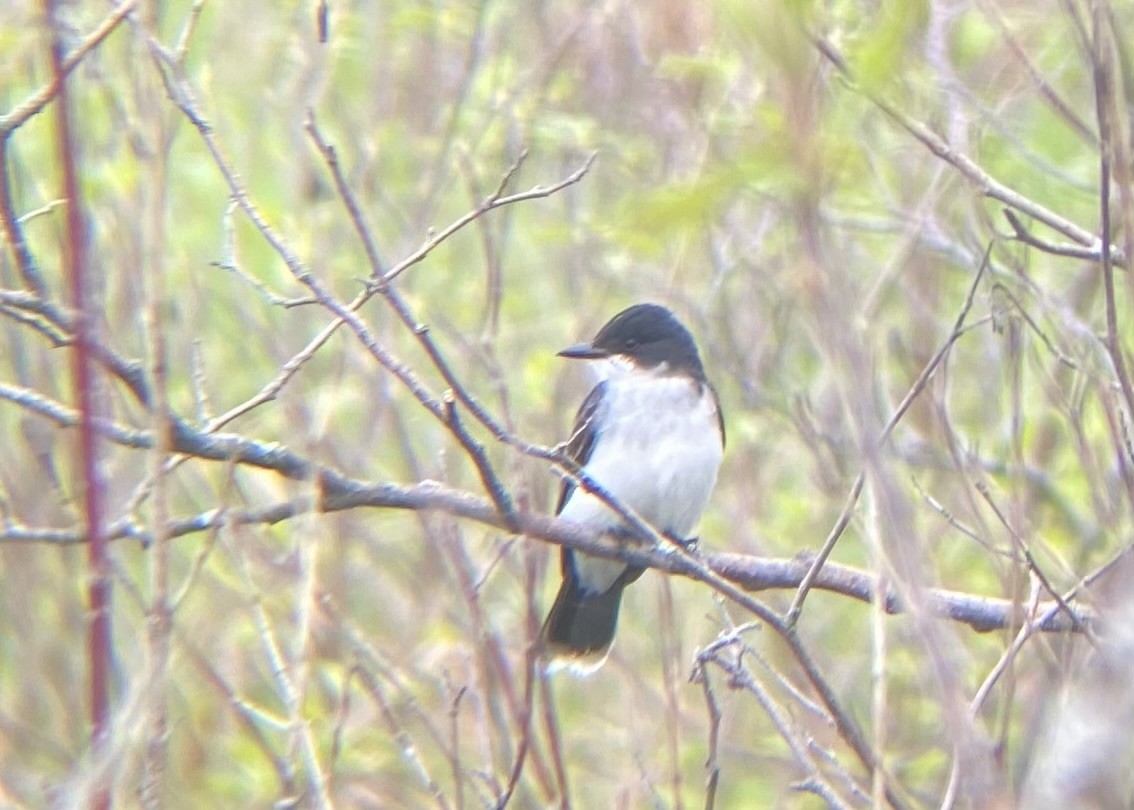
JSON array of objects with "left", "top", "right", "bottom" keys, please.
[{"left": 560, "top": 370, "right": 723, "bottom": 593}]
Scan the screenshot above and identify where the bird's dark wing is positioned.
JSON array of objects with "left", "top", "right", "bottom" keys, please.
[
  {"left": 708, "top": 381, "right": 726, "bottom": 449},
  {"left": 555, "top": 378, "right": 608, "bottom": 516}
]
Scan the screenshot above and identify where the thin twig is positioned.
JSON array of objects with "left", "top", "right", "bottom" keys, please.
[
  {"left": 412, "top": 0, "right": 492, "bottom": 229},
  {"left": 1091, "top": 2, "right": 1134, "bottom": 509},
  {"left": 0, "top": 0, "right": 140, "bottom": 136},
  {"left": 969, "top": 542, "right": 1134, "bottom": 716},
  {"left": 811, "top": 34, "right": 1123, "bottom": 264},
  {"left": 138, "top": 9, "right": 174, "bottom": 796},
  {"left": 537, "top": 672, "right": 570, "bottom": 810},
  {"left": 0, "top": 288, "right": 153, "bottom": 406},
  {"left": 353, "top": 666, "right": 453, "bottom": 810},
  {"left": 382, "top": 151, "right": 597, "bottom": 284},
  {"left": 0, "top": 135, "right": 48, "bottom": 295},
  {"left": 697, "top": 645, "right": 858, "bottom": 810},
  {"left": 978, "top": 0, "right": 1097, "bottom": 145},
  {"left": 305, "top": 114, "right": 519, "bottom": 527},
  {"left": 787, "top": 247, "right": 992, "bottom": 626},
  {"left": 690, "top": 663, "right": 723, "bottom": 810},
  {"left": 238, "top": 543, "right": 333, "bottom": 810},
  {"left": 974, "top": 481, "right": 1089, "bottom": 636},
  {"left": 109, "top": 558, "right": 298, "bottom": 794},
  {"left": 1003, "top": 208, "right": 1110, "bottom": 261}
]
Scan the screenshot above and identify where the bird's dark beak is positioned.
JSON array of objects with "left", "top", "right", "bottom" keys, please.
[{"left": 557, "top": 342, "right": 608, "bottom": 360}]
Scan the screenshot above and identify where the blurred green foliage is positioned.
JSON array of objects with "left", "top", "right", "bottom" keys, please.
[{"left": 1, "top": 0, "right": 1132, "bottom": 807}]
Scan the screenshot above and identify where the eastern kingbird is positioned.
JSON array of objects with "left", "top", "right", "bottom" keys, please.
[{"left": 540, "top": 303, "right": 725, "bottom": 674}]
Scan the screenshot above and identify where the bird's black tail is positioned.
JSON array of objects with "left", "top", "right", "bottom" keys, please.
[{"left": 540, "top": 577, "right": 626, "bottom": 674}]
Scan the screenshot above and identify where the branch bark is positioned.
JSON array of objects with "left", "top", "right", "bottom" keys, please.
[{"left": 0, "top": 380, "right": 1092, "bottom": 636}]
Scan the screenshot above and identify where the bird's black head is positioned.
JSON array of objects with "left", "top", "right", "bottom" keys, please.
[{"left": 558, "top": 303, "right": 705, "bottom": 377}]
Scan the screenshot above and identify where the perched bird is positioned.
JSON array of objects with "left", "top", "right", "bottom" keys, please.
[{"left": 540, "top": 303, "right": 725, "bottom": 674}]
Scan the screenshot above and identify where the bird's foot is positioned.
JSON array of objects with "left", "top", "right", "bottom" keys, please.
[
  {"left": 665, "top": 531, "right": 700, "bottom": 552},
  {"left": 609, "top": 526, "right": 699, "bottom": 552}
]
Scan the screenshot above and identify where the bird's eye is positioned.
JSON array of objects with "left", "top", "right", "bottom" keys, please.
[{"left": 624, "top": 338, "right": 639, "bottom": 351}]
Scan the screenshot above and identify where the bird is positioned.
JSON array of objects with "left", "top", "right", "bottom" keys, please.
[{"left": 540, "top": 303, "right": 725, "bottom": 675}]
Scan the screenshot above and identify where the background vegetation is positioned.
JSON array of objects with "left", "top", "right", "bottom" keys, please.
[{"left": 2, "top": 0, "right": 1133, "bottom": 807}]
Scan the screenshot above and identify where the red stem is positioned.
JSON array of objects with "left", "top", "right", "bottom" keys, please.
[{"left": 47, "top": 2, "right": 111, "bottom": 805}]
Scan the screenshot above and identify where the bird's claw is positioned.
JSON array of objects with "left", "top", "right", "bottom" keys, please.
[{"left": 666, "top": 532, "right": 700, "bottom": 552}]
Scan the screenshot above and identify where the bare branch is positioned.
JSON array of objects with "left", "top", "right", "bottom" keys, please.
[
  {"left": 979, "top": 0, "right": 1098, "bottom": 146},
  {"left": 1091, "top": 0, "right": 1134, "bottom": 505},
  {"left": 812, "top": 34, "right": 1123, "bottom": 264},
  {"left": 0, "top": 136, "right": 49, "bottom": 295},
  {"left": 0, "top": 0, "right": 140, "bottom": 136},
  {"left": 0, "top": 487, "right": 1092, "bottom": 637},
  {"left": 696, "top": 644, "right": 858, "bottom": 810},
  {"left": 974, "top": 480, "right": 1089, "bottom": 636},
  {"left": 305, "top": 114, "right": 518, "bottom": 526},
  {"left": 381, "top": 151, "right": 597, "bottom": 284},
  {"left": 1003, "top": 208, "right": 1112, "bottom": 260},
  {"left": 787, "top": 246, "right": 992, "bottom": 626}
]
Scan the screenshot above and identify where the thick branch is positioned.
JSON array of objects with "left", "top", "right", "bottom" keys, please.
[
  {"left": 0, "top": 380, "right": 1093, "bottom": 634},
  {"left": 0, "top": 477, "right": 1091, "bottom": 636}
]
